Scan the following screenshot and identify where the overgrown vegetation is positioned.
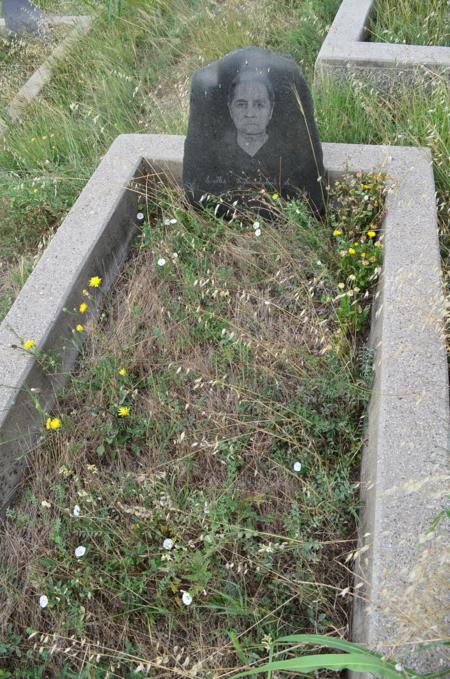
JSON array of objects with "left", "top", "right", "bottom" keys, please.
[
  {"left": 0, "top": 175, "right": 386, "bottom": 676},
  {"left": 370, "top": 0, "right": 449, "bottom": 47},
  {"left": 0, "top": 0, "right": 448, "bottom": 319},
  {"left": 0, "top": 0, "right": 448, "bottom": 676},
  {"left": 0, "top": 29, "right": 66, "bottom": 113}
]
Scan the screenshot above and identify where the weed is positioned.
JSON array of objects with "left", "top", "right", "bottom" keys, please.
[{"left": 0, "top": 176, "right": 385, "bottom": 675}]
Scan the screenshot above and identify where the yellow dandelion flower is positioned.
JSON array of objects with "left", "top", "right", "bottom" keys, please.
[
  {"left": 82, "top": 289, "right": 89, "bottom": 297},
  {"left": 348, "top": 248, "right": 356, "bottom": 255},
  {"left": 23, "top": 340, "right": 36, "bottom": 350},
  {"left": 333, "top": 229, "right": 342, "bottom": 236},
  {"left": 89, "top": 276, "right": 102, "bottom": 288},
  {"left": 46, "top": 417, "right": 61, "bottom": 430},
  {"left": 363, "top": 184, "right": 371, "bottom": 189},
  {"left": 367, "top": 230, "right": 376, "bottom": 238},
  {"left": 79, "top": 302, "right": 88, "bottom": 314},
  {"left": 118, "top": 406, "right": 130, "bottom": 417},
  {"left": 361, "top": 252, "right": 366, "bottom": 257},
  {"left": 272, "top": 193, "right": 279, "bottom": 200},
  {"left": 75, "top": 324, "right": 84, "bottom": 332},
  {"left": 118, "top": 368, "right": 127, "bottom": 376}
]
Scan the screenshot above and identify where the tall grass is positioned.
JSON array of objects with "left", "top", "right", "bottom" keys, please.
[{"left": 369, "top": 0, "right": 449, "bottom": 46}]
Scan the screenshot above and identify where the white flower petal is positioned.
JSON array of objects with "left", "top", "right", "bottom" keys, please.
[
  {"left": 39, "top": 595, "right": 48, "bottom": 608},
  {"left": 169, "top": 218, "right": 177, "bottom": 224},
  {"left": 182, "top": 591, "right": 193, "bottom": 606},
  {"left": 171, "top": 252, "right": 178, "bottom": 259},
  {"left": 73, "top": 505, "right": 81, "bottom": 517},
  {"left": 136, "top": 212, "right": 144, "bottom": 220},
  {"left": 254, "top": 228, "right": 261, "bottom": 237},
  {"left": 163, "top": 538, "right": 174, "bottom": 551},
  {"left": 293, "top": 461, "right": 302, "bottom": 472},
  {"left": 157, "top": 258, "right": 166, "bottom": 267},
  {"left": 163, "top": 218, "right": 171, "bottom": 226},
  {"left": 75, "top": 545, "right": 86, "bottom": 558},
  {"left": 41, "top": 500, "right": 51, "bottom": 508},
  {"left": 252, "top": 221, "right": 260, "bottom": 230}
]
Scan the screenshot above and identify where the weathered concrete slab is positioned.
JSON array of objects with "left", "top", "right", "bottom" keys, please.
[
  {"left": 314, "top": 0, "right": 450, "bottom": 90},
  {"left": 0, "top": 135, "right": 447, "bottom": 675}
]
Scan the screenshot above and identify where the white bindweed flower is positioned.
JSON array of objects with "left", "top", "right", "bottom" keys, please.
[
  {"left": 293, "top": 461, "right": 302, "bottom": 472},
  {"left": 182, "top": 591, "right": 193, "bottom": 606},
  {"left": 157, "top": 258, "right": 166, "bottom": 267},
  {"left": 163, "top": 538, "right": 174, "bottom": 551},
  {"left": 39, "top": 595, "right": 48, "bottom": 608},
  {"left": 72, "top": 505, "right": 81, "bottom": 517},
  {"left": 163, "top": 218, "right": 171, "bottom": 225},
  {"left": 136, "top": 212, "right": 144, "bottom": 220},
  {"left": 395, "top": 664, "right": 404, "bottom": 673},
  {"left": 169, "top": 218, "right": 177, "bottom": 225},
  {"left": 75, "top": 545, "right": 86, "bottom": 558},
  {"left": 254, "top": 228, "right": 261, "bottom": 237},
  {"left": 41, "top": 500, "right": 51, "bottom": 508},
  {"left": 252, "top": 221, "right": 260, "bottom": 230},
  {"left": 171, "top": 252, "right": 178, "bottom": 259}
]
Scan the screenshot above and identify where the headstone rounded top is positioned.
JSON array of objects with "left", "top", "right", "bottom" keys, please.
[{"left": 183, "top": 46, "right": 325, "bottom": 214}]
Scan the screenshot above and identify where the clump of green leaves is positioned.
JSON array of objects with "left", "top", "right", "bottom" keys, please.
[{"left": 328, "top": 171, "right": 387, "bottom": 331}]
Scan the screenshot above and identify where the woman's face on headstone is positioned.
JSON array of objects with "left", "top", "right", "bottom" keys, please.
[{"left": 229, "top": 81, "right": 273, "bottom": 135}]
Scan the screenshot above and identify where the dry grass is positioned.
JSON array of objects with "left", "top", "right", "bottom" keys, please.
[
  {"left": 0, "top": 27, "right": 67, "bottom": 113},
  {"left": 0, "top": 177, "right": 387, "bottom": 676}
]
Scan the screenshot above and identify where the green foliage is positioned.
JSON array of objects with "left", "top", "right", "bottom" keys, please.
[
  {"left": 230, "top": 634, "right": 450, "bottom": 678},
  {"left": 0, "top": 177, "right": 383, "bottom": 674},
  {"left": 370, "top": 0, "right": 449, "bottom": 47}
]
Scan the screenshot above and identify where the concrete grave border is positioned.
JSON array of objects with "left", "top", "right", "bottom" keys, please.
[
  {"left": 314, "top": 0, "right": 450, "bottom": 90},
  {"left": 0, "top": 15, "right": 92, "bottom": 124},
  {"left": 0, "top": 134, "right": 448, "bottom": 675}
]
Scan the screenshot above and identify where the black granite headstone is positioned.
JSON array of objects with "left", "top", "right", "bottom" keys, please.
[
  {"left": 3, "top": 0, "right": 48, "bottom": 40},
  {"left": 183, "top": 47, "right": 325, "bottom": 215}
]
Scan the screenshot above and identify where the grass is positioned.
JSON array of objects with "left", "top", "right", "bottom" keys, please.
[
  {"left": 0, "top": 0, "right": 449, "bottom": 319},
  {"left": 0, "top": 0, "right": 448, "bottom": 675},
  {"left": 0, "top": 28, "right": 69, "bottom": 114},
  {"left": 0, "top": 0, "right": 341, "bottom": 288},
  {"left": 0, "top": 175, "right": 387, "bottom": 676},
  {"left": 369, "top": 0, "right": 449, "bottom": 47}
]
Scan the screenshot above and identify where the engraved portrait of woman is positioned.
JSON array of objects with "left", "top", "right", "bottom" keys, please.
[
  {"left": 227, "top": 72, "right": 274, "bottom": 157},
  {"left": 183, "top": 47, "right": 325, "bottom": 214}
]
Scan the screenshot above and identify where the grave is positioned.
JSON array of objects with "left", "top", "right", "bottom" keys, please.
[
  {"left": 0, "top": 11, "right": 92, "bottom": 125},
  {"left": 314, "top": 0, "right": 450, "bottom": 91},
  {"left": 0, "top": 135, "right": 447, "bottom": 678},
  {"left": 183, "top": 46, "right": 325, "bottom": 215}
]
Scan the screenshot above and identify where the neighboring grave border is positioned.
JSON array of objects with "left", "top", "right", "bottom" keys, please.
[
  {"left": 314, "top": 0, "right": 450, "bottom": 90},
  {"left": 0, "top": 134, "right": 447, "bottom": 676},
  {"left": 0, "top": 15, "right": 92, "bottom": 125}
]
